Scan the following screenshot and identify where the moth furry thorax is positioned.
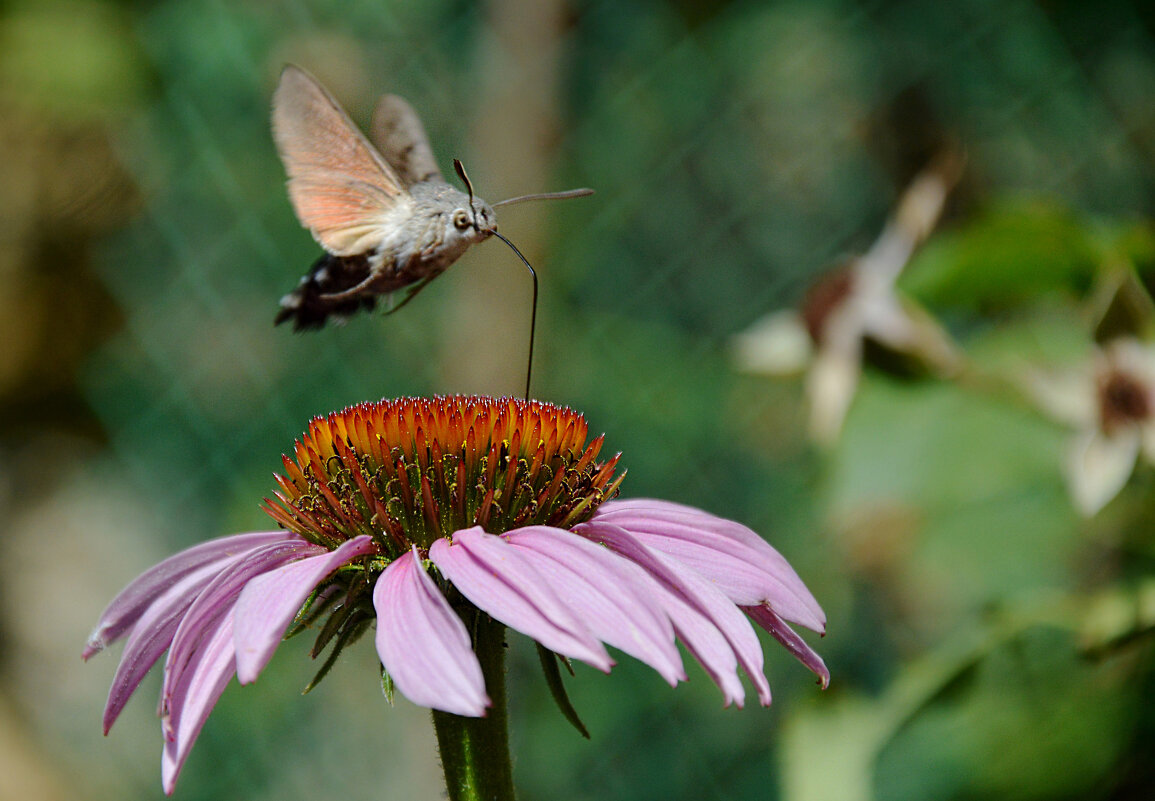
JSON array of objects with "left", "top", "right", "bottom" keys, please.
[{"left": 273, "top": 184, "right": 497, "bottom": 329}]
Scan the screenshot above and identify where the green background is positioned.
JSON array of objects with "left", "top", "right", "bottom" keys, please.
[{"left": 2, "top": 0, "right": 1154, "bottom": 799}]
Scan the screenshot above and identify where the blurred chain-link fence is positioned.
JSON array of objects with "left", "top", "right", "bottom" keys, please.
[{"left": 3, "top": 0, "right": 1155, "bottom": 799}]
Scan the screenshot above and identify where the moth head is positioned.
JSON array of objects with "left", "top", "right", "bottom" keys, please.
[
  {"left": 450, "top": 158, "right": 498, "bottom": 243},
  {"left": 451, "top": 200, "right": 497, "bottom": 240}
]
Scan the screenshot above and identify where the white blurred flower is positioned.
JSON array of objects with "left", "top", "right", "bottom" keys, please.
[
  {"left": 1028, "top": 339, "right": 1155, "bottom": 516},
  {"left": 733, "top": 156, "right": 960, "bottom": 445}
]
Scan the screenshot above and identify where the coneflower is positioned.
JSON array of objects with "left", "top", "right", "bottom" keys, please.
[{"left": 86, "top": 396, "right": 827, "bottom": 798}]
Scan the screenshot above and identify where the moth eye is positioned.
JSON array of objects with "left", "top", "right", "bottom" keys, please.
[{"left": 452, "top": 210, "right": 472, "bottom": 231}]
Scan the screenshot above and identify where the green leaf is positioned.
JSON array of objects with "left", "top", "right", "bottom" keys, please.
[
  {"left": 827, "top": 376, "right": 1079, "bottom": 613},
  {"left": 780, "top": 626, "right": 993, "bottom": 801},
  {"left": 783, "top": 617, "right": 1143, "bottom": 801},
  {"left": 1079, "top": 578, "right": 1155, "bottom": 657},
  {"left": 901, "top": 202, "right": 1100, "bottom": 310},
  {"left": 874, "top": 625, "right": 1137, "bottom": 801}
]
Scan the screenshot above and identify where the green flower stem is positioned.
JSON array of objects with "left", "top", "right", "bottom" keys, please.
[{"left": 432, "top": 615, "right": 516, "bottom": 801}]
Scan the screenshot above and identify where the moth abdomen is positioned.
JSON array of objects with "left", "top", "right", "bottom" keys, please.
[{"left": 275, "top": 253, "right": 378, "bottom": 331}]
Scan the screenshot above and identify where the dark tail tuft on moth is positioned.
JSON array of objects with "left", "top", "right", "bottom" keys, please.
[{"left": 275, "top": 254, "right": 379, "bottom": 331}]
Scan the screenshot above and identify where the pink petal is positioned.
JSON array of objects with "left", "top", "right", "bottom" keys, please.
[
  {"left": 160, "top": 611, "right": 238, "bottom": 795},
  {"left": 505, "top": 526, "right": 685, "bottom": 685},
  {"left": 429, "top": 527, "right": 612, "bottom": 671},
  {"left": 161, "top": 540, "right": 321, "bottom": 720},
  {"left": 577, "top": 520, "right": 772, "bottom": 707},
  {"left": 84, "top": 531, "right": 298, "bottom": 658},
  {"left": 743, "top": 604, "right": 830, "bottom": 689},
  {"left": 373, "top": 548, "right": 489, "bottom": 716},
  {"left": 234, "top": 535, "right": 377, "bottom": 684},
  {"left": 614, "top": 524, "right": 823, "bottom": 632},
  {"left": 652, "top": 581, "right": 745, "bottom": 705},
  {"left": 102, "top": 559, "right": 232, "bottom": 734},
  {"left": 595, "top": 499, "right": 826, "bottom": 631}
]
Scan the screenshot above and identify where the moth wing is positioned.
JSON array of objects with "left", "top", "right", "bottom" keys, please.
[
  {"left": 272, "top": 65, "right": 410, "bottom": 256},
  {"left": 369, "top": 94, "right": 444, "bottom": 188}
]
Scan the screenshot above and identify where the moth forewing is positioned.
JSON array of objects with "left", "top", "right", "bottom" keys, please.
[
  {"left": 272, "top": 65, "right": 409, "bottom": 255},
  {"left": 296, "top": 191, "right": 418, "bottom": 258}
]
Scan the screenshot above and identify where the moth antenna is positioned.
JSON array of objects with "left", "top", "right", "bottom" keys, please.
[
  {"left": 453, "top": 158, "right": 479, "bottom": 231},
  {"left": 492, "top": 188, "right": 595, "bottom": 208},
  {"left": 492, "top": 231, "right": 539, "bottom": 401}
]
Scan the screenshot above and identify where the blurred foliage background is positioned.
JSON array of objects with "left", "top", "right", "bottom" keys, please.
[{"left": 2, "top": 0, "right": 1155, "bottom": 799}]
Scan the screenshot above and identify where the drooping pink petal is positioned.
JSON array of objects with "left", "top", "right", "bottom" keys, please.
[
  {"left": 647, "top": 576, "right": 746, "bottom": 706},
  {"left": 743, "top": 603, "right": 830, "bottom": 689},
  {"left": 577, "top": 519, "right": 772, "bottom": 706},
  {"left": 594, "top": 499, "right": 826, "bottom": 631},
  {"left": 597, "top": 499, "right": 806, "bottom": 581},
  {"left": 160, "top": 610, "right": 238, "bottom": 795},
  {"left": 429, "top": 527, "right": 612, "bottom": 671},
  {"left": 373, "top": 547, "right": 489, "bottom": 717},
  {"left": 505, "top": 526, "right": 685, "bottom": 685},
  {"left": 234, "top": 535, "right": 377, "bottom": 684},
  {"left": 102, "top": 559, "right": 234, "bottom": 734},
  {"left": 161, "top": 539, "right": 322, "bottom": 720},
  {"left": 605, "top": 521, "right": 824, "bottom": 632},
  {"left": 84, "top": 531, "right": 298, "bottom": 658}
]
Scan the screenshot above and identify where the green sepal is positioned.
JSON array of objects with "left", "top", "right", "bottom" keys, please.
[
  {"left": 310, "top": 590, "right": 358, "bottom": 658},
  {"left": 303, "top": 615, "right": 371, "bottom": 694},
  {"left": 535, "top": 643, "right": 590, "bottom": 739},
  {"left": 285, "top": 585, "right": 339, "bottom": 640},
  {"left": 380, "top": 663, "right": 396, "bottom": 705}
]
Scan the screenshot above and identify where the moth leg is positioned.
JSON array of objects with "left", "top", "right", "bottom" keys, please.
[
  {"left": 384, "top": 273, "right": 439, "bottom": 315},
  {"left": 318, "top": 272, "right": 384, "bottom": 303}
]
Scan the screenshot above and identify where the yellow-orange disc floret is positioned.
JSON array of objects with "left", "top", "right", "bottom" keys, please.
[{"left": 263, "top": 396, "right": 625, "bottom": 553}]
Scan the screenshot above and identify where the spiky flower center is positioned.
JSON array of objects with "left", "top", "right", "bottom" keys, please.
[{"left": 263, "top": 396, "right": 625, "bottom": 555}]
